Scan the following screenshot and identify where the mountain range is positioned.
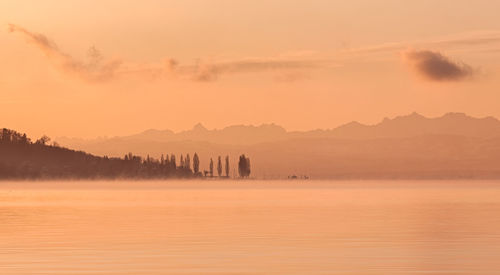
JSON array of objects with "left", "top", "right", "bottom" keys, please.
[
  {"left": 59, "top": 112, "right": 500, "bottom": 146},
  {"left": 56, "top": 112, "right": 500, "bottom": 179}
]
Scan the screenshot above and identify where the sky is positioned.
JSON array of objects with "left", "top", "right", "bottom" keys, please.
[{"left": 1, "top": 0, "right": 500, "bottom": 139}]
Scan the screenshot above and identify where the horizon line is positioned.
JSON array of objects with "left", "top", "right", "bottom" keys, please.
[{"left": 52, "top": 111, "right": 500, "bottom": 140}]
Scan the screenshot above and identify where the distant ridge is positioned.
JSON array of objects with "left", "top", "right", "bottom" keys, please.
[
  {"left": 320, "top": 112, "right": 500, "bottom": 139},
  {"left": 57, "top": 112, "right": 500, "bottom": 147},
  {"left": 47, "top": 112, "right": 500, "bottom": 179}
]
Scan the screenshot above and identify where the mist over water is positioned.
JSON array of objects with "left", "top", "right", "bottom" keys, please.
[{"left": 1, "top": 180, "right": 500, "bottom": 274}]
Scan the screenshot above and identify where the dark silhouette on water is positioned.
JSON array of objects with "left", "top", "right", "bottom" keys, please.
[
  {"left": 238, "top": 154, "right": 251, "bottom": 178},
  {"left": 217, "top": 156, "right": 222, "bottom": 177},
  {"left": 225, "top": 155, "right": 230, "bottom": 178},
  {"left": 0, "top": 128, "right": 249, "bottom": 180},
  {"left": 209, "top": 158, "right": 214, "bottom": 177},
  {"left": 193, "top": 153, "right": 201, "bottom": 177}
]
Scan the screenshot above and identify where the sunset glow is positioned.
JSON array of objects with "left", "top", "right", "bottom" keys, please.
[{"left": 2, "top": 0, "right": 500, "bottom": 139}]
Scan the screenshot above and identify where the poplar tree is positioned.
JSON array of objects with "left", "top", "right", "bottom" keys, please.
[
  {"left": 225, "top": 155, "right": 230, "bottom": 177},
  {"left": 209, "top": 158, "right": 214, "bottom": 177},
  {"left": 193, "top": 153, "right": 200, "bottom": 174},
  {"left": 217, "top": 156, "right": 222, "bottom": 177}
]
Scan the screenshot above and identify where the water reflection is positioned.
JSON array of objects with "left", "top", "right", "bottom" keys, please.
[{"left": 1, "top": 180, "right": 499, "bottom": 274}]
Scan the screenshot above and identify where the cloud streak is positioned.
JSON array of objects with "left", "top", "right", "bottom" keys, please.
[
  {"left": 344, "top": 31, "right": 500, "bottom": 55},
  {"left": 8, "top": 24, "right": 121, "bottom": 82},
  {"left": 403, "top": 50, "right": 474, "bottom": 82},
  {"left": 173, "top": 58, "right": 327, "bottom": 82},
  {"left": 9, "top": 24, "right": 330, "bottom": 83}
]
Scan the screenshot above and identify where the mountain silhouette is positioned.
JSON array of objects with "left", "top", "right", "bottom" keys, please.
[
  {"left": 54, "top": 112, "right": 500, "bottom": 179},
  {"left": 57, "top": 112, "right": 500, "bottom": 147},
  {"left": 58, "top": 123, "right": 289, "bottom": 146},
  {"left": 323, "top": 112, "right": 500, "bottom": 139}
]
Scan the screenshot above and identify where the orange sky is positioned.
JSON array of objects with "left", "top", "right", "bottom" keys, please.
[{"left": 1, "top": 0, "right": 500, "bottom": 139}]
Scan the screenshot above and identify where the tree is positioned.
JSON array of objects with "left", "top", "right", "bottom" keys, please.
[
  {"left": 170, "top": 154, "right": 176, "bottom": 170},
  {"left": 225, "top": 155, "right": 229, "bottom": 177},
  {"left": 21, "top": 133, "right": 29, "bottom": 144},
  {"left": 217, "top": 156, "right": 222, "bottom": 177},
  {"left": 185, "top": 154, "right": 191, "bottom": 170},
  {"left": 209, "top": 158, "right": 214, "bottom": 177},
  {"left": 164, "top": 154, "right": 170, "bottom": 168},
  {"left": 36, "top": 135, "right": 51, "bottom": 145},
  {"left": 238, "top": 155, "right": 245, "bottom": 177},
  {"left": 180, "top": 154, "right": 184, "bottom": 168},
  {"left": 193, "top": 153, "right": 200, "bottom": 174},
  {"left": 238, "top": 154, "right": 251, "bottom": 178}
]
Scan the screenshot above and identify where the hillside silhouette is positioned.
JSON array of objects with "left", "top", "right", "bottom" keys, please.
[{"left": 0, "top": 129, "right": 246, "bottom": 179}]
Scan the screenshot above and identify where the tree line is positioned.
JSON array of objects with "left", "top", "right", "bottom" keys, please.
[{"left": 0, "top": 128, "right": 251, "bottom": 179}]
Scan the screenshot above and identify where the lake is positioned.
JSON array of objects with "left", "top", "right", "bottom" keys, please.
[{"left": 1, "top": 180, "right": 499, "bottom": 274}]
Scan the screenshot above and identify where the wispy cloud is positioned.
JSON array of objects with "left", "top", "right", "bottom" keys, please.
[
  {"left": 8, "top": 24, "right": 331, "bottom": 83},
  {"left": 403, "top": 50, "right": 474, "bottom": 82},
  {"left": 119, "top": 57, "right": 329, "bottom": 82},
  {"left": 344, "top": 30, "right": 500, "bottom": 55},
  {"left": 8, "top": 24, "right": 121, "bottom": 83},
  {"left": 174, "top": 58, "right": 328, "bottom": 82}
]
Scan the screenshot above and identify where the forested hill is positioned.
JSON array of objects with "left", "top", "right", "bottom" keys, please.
[{"left": 0, "top": 129, "right": 197, "bottom": 179}]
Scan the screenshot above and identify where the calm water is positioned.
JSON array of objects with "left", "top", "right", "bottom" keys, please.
[{"left": 1, "top": 180, "right": 500, "bottom": 274}]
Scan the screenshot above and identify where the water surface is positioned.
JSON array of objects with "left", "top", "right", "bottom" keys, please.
[{"left": 1, "top": 180, "right": 499, "bottom": 274}]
